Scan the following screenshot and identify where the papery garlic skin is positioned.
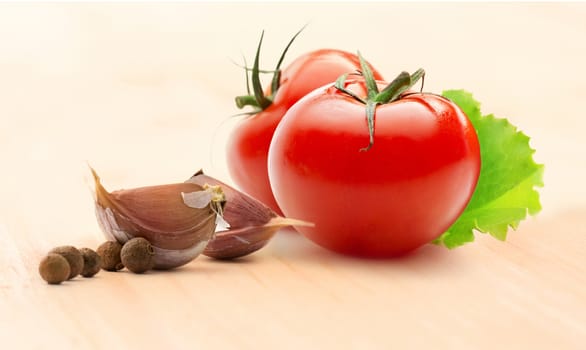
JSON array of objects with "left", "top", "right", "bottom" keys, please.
[
  {"left": 95, "top": 204, "right": 213, "bottom": 269},
  {"left": 95, "top": 206, "right": 134, "bottom": 243},
  {"left": 187, "top": 171, "right": 275, "bottom": 228},
  {"left": 187, "top": 170, "right": 314, "bottom": 259},
  {"left": 203, "top": 225, "right": 279, "bottom": 259},
  {"left": 152, "top": 241, "right": 209, "bottom": 270},
  {"left": 91, "top": 168, "right": 223, "bottom": 269}
]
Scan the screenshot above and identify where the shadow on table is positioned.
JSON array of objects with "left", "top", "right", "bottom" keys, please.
[{"left": 191, "top": 227, "right": 465, "bottom": 276}]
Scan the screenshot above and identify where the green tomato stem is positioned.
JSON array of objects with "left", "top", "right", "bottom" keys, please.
[
  {"left": 361, "top": 100, "right": 379, "bottom": 152},
  {"left": 334, "top": 74, "right": 365, "bottom": 104},
  {"left": 251, "top": 31, "right": 273, "bottom": 110},
  {"left": 270, "top": 25, "right": 306, "bottom": 95},
  {"left": 357, "top": 51, "right": 379, "bottom": 99},
  {"left": 334, "top": 52, "right": 426, "bottom": 151},
  {"left": 234, "top": 27, "right": 305, "bottom": 113},
  {"left": 235, "top": 95, "right": 261, "bottom": 109}
]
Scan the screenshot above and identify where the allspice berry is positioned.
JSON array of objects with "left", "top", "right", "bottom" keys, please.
[
  {"left": 39, "top": 253, "right": 71, "bottom": 284},
  {"left": 79, "top": 248, "right": 101, "bottom": 277},
  {"left": 96, "top": 241, "right": 124, "bottom": 271},
  {"left": 49, "top": 246, "right": 84, "bottom": 279},
  {"left": 121, "top": 237, "right": 155, "bottom": 274}
]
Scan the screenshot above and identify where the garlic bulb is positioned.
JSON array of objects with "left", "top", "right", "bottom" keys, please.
[
  {"left": 90, "top": 168, "right": 225, "bottom": 269},
  {"left": 186, "top": 170, "right": 313, "bottom": 259}
]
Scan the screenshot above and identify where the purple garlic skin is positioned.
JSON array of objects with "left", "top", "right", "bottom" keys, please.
[
  {"left": 91, "top": 168, "right": 222, "bottom": 269},
  {"left": 186, "top": 170, "right": 313, "bottom": 259}
]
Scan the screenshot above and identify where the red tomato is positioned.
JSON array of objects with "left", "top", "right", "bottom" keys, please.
[
  {"left": 227, "top": 49, "right": 383, "bottom": 213},
  {"left": 268, "top": 79, "right": 481, "bottom": 257}
]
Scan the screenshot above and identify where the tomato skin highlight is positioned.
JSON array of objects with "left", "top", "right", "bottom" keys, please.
[
  {"left": 267, "top": 81, "right": 481, "bottom": 257},
  {"left": 227, "top": 50, "right": 383, "bottom": 213}
]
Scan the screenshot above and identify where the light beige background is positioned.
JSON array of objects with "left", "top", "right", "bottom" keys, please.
[{"left": 0, "top": 3, "right": 584, "bottom": 349}]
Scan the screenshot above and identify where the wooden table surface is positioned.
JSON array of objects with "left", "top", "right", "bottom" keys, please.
[{"left": 1, "top": 3, "right": 585, "bottom": 349}]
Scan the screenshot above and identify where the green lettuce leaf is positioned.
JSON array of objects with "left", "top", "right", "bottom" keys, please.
[{"left": 434, "top": 90, "right": 544, "bottom": 248}]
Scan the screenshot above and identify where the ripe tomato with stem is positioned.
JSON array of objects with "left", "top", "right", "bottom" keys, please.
[
  {"left": 268, "top": 54, "right": 481, "bottom": 257},
  {"left": 227, "top": 31, "right": 383, "bottom": 214}
]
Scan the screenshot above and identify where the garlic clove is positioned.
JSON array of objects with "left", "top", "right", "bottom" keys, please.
[
  {"left": 203, "top": 217, "right": 312, "bottom": 260},
  {"left": 186, "top": 170, "right": 313, "bottom": 259},
  {"left": 151, "top": 241, "right": 208, "bottom": 270},
  {"left": 90, "top": 167, "right": 224, "bottom": 269},
  {"left": 188, "top": 171, "right": 275, "bottom": 227}
]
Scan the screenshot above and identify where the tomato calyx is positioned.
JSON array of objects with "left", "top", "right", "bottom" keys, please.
[
  {"left": 334, "top": 52, "right": 425, "bottom": 151},
  {"left": 234, "top": 28, "right": 305, "bottom": 115}
]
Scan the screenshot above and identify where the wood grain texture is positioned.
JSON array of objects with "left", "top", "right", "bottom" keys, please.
[{"left": 0, "top": 3, "right": 584, "bottom": 349}]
